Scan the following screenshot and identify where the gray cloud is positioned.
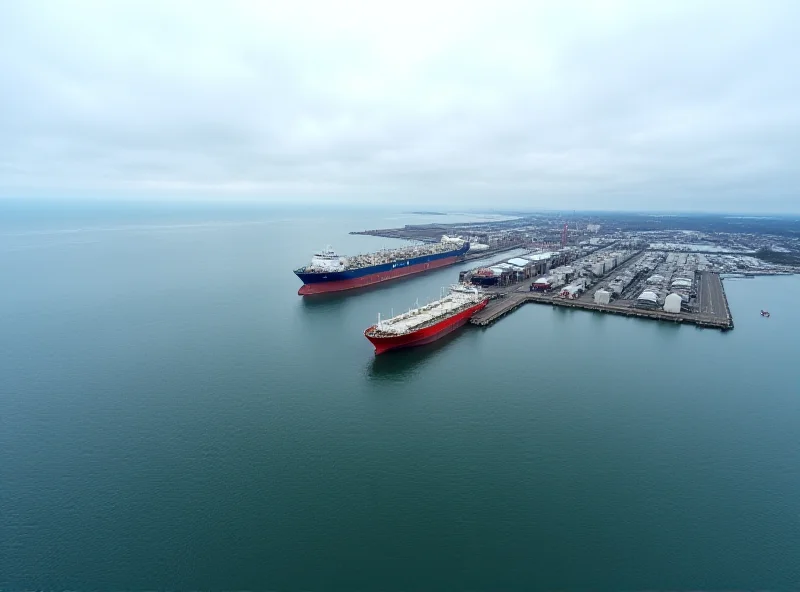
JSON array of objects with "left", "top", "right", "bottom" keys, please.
[{"left": 1, "top": 0, "right": 798, "bottom": 211}]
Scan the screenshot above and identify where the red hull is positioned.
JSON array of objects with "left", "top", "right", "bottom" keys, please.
[
  {"left": 298, "top": 255, "right": 459, "bottom": 295},
  {"left": 365, "top": 300, "right": 488, "bottom": 354}
]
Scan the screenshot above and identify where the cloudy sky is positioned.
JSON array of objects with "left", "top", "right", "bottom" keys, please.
[{"left": 1, "top": 1, "right": 798, "bottom": 212}]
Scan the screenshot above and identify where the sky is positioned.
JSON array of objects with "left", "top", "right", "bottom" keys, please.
[{"left": 1, "top": 0, "right": 798, "bottom": 212}]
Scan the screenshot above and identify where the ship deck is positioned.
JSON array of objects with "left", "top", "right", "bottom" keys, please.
[
  {"left": 299, "top": 242, "right": 467, "bottom": 274},
  {"left": 369, "top": 296, "right": 483, "bottom": 336}
]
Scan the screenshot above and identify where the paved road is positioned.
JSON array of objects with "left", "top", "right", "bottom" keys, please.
[{"left": 697, "top": 271, "right": 728, "bottom": 319}]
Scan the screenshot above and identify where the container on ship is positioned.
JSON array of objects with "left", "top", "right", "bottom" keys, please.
[
  {"left": 294, "top": 237, "right": 470, "bottom": 295},
  {"left": 364, "top": 285, "right": 488, "bottom": 354}
]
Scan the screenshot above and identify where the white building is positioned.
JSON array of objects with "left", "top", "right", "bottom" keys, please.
[
  {"left": 594, "top": 289, "right": 611, "bottom": 305},
  {"left": 664, "top": 293, "right": 682, "bottom": 313}
]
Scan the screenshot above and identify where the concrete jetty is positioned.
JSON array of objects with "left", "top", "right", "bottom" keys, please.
[{"left": 471, "top": 273, "right": 734, "bottom": 331}]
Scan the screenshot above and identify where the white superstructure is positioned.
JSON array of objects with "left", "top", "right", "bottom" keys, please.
[
  {"left": 368, "top": 286, "right": 485, "bottom": 336},
  {"left": 310, "top": 247, "right": 347, "bottom": 271}
]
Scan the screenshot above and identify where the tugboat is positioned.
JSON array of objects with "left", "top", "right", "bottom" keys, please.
[{"left": 760, "top": 310, "right": 770, "bottom": 318}]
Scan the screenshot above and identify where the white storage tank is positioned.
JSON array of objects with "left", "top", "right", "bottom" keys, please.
[
  {"left": 594, "top": 289, "right": 611, "bottom": 305},
  {"left": 664, "top": 293, "right": 682, "bottom": 313}
]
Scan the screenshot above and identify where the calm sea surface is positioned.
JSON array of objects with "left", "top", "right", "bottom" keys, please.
[{"left": 1, "top": 202, "right": 799, "bottom": 590}]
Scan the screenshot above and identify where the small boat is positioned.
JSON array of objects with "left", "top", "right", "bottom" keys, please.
[{"left": 760, "top": 310, "right": 770, "bottom": 318}]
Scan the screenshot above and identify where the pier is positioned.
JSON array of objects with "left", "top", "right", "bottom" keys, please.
[{"left": 471, "top": 272, "right": 734, "bottom": 330}]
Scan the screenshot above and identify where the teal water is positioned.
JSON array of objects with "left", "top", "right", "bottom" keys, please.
[{"left": 1, "top": 203, "right": 799, "bottom": 590}]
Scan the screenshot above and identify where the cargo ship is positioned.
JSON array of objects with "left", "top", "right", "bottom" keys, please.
[
  {"left": 294, "top": 238, "right": 470, "bottom": 295},
  {"left": 364, "top": 285, "right": 488, "bottom": 354}
]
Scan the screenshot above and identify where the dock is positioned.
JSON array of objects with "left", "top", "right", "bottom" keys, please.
[
  {"left": 470, "top": 293, "right": 530, "bottom": 325},
  {"left": 471, "top": 272, "right": 734, "bottom": 330}
]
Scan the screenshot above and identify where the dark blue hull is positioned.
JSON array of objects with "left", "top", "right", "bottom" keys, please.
[{"left": 295, "top": 243, "right": 469, "bottom": 295}]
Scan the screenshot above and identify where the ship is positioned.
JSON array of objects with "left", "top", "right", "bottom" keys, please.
[
  {"left": 294, "top": 238, "right": 470, "bottom": 295},
  {"left": 364, "top": 285, "right": 488, "bottom": 354}
]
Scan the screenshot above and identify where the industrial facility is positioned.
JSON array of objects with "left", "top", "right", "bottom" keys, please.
[
  {"left": 347, "top": 210, "right": 800, "bottom": 332},
  {"left": 462, "top": 246, "right": 734, "bottom": 331}
]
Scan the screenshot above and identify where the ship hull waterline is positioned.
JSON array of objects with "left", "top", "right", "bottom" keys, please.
[
  {"left": 365, "top": 300, "right": 488, "bottom": 355},
  {"left": 297, "top": 254, "right": 460, "bottom": 295}
]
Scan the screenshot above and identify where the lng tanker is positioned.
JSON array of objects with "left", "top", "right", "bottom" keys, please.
[
  {"left": 294, "top": 238, "right": 470, "bottom": 295},
  {"left": 364, "top": 285, "right": 488, "bottom": 354}
]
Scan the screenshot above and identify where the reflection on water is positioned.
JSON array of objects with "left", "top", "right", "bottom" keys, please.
[
  {"left": 366, "top": 329, "right": 468, "bottom": 382},
  {"left": 299, "top": 292, "right": 351, "bottom": 309},
  {"left": 298, "top": 276, "right": 449, "bottom": 308}
]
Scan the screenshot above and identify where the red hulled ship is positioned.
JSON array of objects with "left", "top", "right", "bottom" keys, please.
[{"left": 364, "top": 285, "right": 488, "bottom": 354}]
